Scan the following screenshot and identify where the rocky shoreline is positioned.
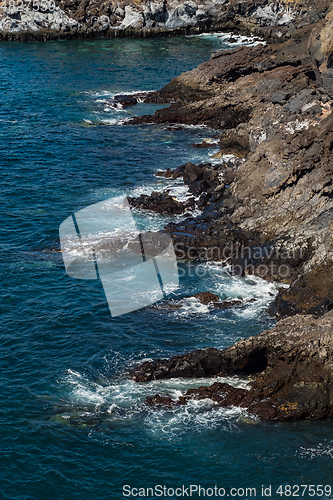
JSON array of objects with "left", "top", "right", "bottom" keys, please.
[
  {"left": 4, "top": 0, "right": 332, "bottom": 420},
  {"left": 0, "top": 0, "right": 330, "bottom": 42},
  {"left": 130, "top": 310, "right": 333, "bottom": 420},
  {"left": 117, "top": 1, "right": 333, "bottom": 420}
]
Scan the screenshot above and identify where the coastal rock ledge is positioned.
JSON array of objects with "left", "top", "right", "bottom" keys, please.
[{"left": 130, "top": 310, "right": 333, "bottom": 421}]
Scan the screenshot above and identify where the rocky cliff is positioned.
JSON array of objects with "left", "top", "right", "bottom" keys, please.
[
  {"left": 0, "top": 0, "right": 330, "bottom": 41},
  {"left": 122, "top": 4, "right": 333, "bottom": 420},
  {"left": 128, "top": 4, "right": 333, "bottom": 319}
]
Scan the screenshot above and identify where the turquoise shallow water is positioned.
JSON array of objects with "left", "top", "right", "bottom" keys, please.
[{"left": 1, "top": 36, "right": 333, "bottom": 500}]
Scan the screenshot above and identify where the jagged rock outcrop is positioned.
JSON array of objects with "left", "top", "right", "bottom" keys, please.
[
  {"left": 131, "top": 309, "right": 333, "bottom": 420},
  {"left": 128, "top": 161, "right": 227, "bottom": 214},
  {"left": 0, "top": 4, "right": 81, "bottom": 36}
]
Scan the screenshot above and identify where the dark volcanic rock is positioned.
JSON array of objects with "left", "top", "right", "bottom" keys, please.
[
  {"left": 134, "top": 310, "right": 333, "bottom": 420},
  {"left": 146, "top": 394, "right": 173, "bottom": 407},
  {"left": 308, "top": 12, "right": 333, "bottom": 97},
  {"left": 146, "top": 383, "right": 249, "bottom": 408},
  {"left": 109, "top": 95, "right": 138, "bottom": 108},
  {"left": 130, "top": 24, "right": 320, "bottom": 128},
  {"left": 220, "top": 129, "right": 250, "bottom": 157},
  {"left": 155, "top": 166, "right": 183, "bottom": 179},
  {"left": 213, "top": 299, "right": 243, "bottom": 309},
  {"left": 128, "top": 191, "right": 194, "bottom": 215},
  {"left": 125, "top": 3, "right": 333, "bottom": 423},
  {"left": 182, "top": 162, "right": 225, "bottom": 208},
  {"left": 187, "top": 291, "right": 242, "bottom": 308},
  {"left": 273, "top": 262, "right": 333, "bottom": 317},
  {"left": 130, "top": 347, "right": 224, "bottom": 382},
  {"left": 131, "top": 161, "right": 226, "bottom": 215},
  {"left": 183, "top": 162, "right": 204, "bottom": 184}
]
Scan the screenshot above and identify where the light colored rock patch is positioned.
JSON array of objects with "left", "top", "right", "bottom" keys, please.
[
  {"left": 119, "top": 5, "right": 144, "bottom": 29},
  {"left": 250, "top": 128, "right": 267, "bottom": 146},
  {"left": 252, "top": 3, "right": 298, "bottom": 27},
  {"left": 0, "top": 5, "right": 80, "bottom": 33},
  {"left": 119, "top": 0, "right": 229, "bottom": 31},
  {"left": 285, "top": 119, "right": 311, "bottom": 134}
]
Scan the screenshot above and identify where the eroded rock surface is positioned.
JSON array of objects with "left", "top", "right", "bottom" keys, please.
[{"left": 152, "top": 291, "right": 243, "bottom": 310}]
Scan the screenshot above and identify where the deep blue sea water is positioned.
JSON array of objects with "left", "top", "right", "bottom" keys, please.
[{"left": 1, "top": 34, "right": 333, "bottom": 500}]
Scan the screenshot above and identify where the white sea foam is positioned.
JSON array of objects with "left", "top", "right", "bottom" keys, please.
[
  {"left": 56, "top": 259, "right": 277, "bottom": 434},
  {"left": 175, "top": 261, "right": 280, "bottom": 313},
  {"left": 81, "top": 89, "right": 155, "bottom": 98},
  {"left": 64, "top": 370, "right": 251, "bottom": 404},
  {"left": 145, "top": 401, "right": 248, "bottom": 438},
  {"left": 89, "top": 178, "right": 195, "bottom": 232},
  {"left": 82, "top": 117, "right": 124, "bottom": 126},
  {"left": 129, "top": 179, "right": 190, "bottom": 202},
  {"left": 80, "top": 88, "right": 158, "bottom": 125},
  {"left": 58, "top": 369, "right": 255, "bottom": 436},
  {"left": 130, "top": 177, "right": 192, "bottom": 206},
  {"left": 190, "top": 32, "right": 266, "bottom": 47},
  {"left": 298, "top": 442, "right": 333, "bottom": 460},
  {"left": 214, "top": 271, "right": 279, "bottom": 318},
  {"left": 103, "top": 104, "right": 123, "bottom": 112},
  {"left": 62, "top": 198, "right": 280, "bottom": 319},
  {"left": 170, "top": 123, "right": 211, "bottom": 131},
  {"left": 175, "top": 297, "right": 211, "bottom": 315},
  {"left": 100, "top": 118, "right": 129, "bottom": 125}
]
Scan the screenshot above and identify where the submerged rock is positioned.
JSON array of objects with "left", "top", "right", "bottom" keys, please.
[
  {"left": 108, "top": 95, "right": 138, "bottom": 108},
  {"left": 192, "top": 140, "right": 215, "bottom": 148},
  {"left": 155, "top": 167, "right": 183, "bottom": 179},
  {"left": 191, "top": 291, "right": 220, "bottom": 304},
  {"left": 152, "top": 291, "right": 243, "bottom": 311}
]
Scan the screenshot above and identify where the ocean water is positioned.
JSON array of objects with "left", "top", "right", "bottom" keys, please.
[{"left": 1, "top": 35, "right": 333, "bottom": 500}]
